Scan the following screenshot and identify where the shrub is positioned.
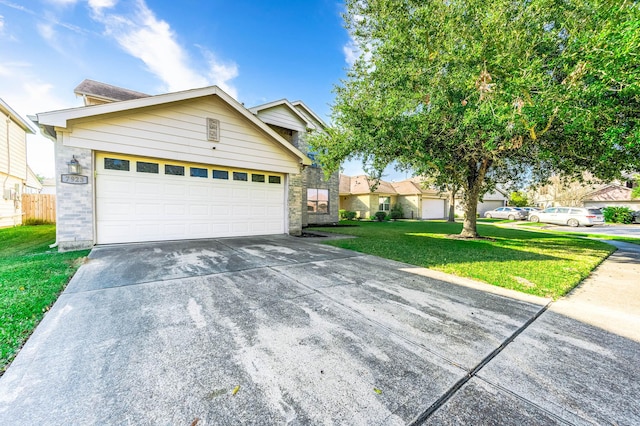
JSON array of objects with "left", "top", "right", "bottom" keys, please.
[
  {"left": 390, "top": 204, "right": 404, "bottom": 220},
  {"left": 602, "top": 206, "right": 634, "bottom": 224},
  {"left": 374, "top": 211, "right": 387, "bottom": 222},
  {"left": 339, "top": 209, "right": 347, "bottom": 219},
  {"left": 345, "top": 211, "right": 357, "bottom": 220}
]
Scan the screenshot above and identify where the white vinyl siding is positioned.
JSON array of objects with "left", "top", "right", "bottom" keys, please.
[
  {"left": 254, "top": 104, "right": 307, "bottom": 133},
  {"left": 0, "top": 117, "right": 27, "bottom": 178},
  {"left": 95, "top": 153, "right": 286, "bottom": 244},
  {"left": 63, "top": 97, "right": 301, "bottom": 174}
]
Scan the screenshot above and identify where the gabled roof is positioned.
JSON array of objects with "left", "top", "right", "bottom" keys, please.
[
  {"left": 248, "top": 99, "right": 317, "bottom": 131},
  {"left": 36, "top": 85, "right": 311, "bottom": 166},
  {"left": 584, "top": 184, "right": 634, "bottom": 202},
  {"left": 0, "top": 98, "right": 35, "bottom": 133},
  {"left": 291, "top": 100, "right": 327, "bottom": 129},
  {"left": 74, "top": 79, "right": 149, "bottom": 103},
  {"left": 340, "top": 175, "right": 397, "bottom": 195}
]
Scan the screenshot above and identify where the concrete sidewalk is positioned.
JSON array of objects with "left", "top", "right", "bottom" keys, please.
[{"left": 0, "top": 235, "right": 638, "bottom": 424}]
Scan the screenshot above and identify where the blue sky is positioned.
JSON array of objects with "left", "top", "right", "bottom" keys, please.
[{"left": 1, "top": 0, "right": 409, "bottom": 180}]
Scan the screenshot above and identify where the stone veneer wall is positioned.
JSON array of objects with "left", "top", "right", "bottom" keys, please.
[
  {"left": 304, "top": 167, "right": 339, "bottom": 226},
  {"left": 287, "top": 172, "right": 303, "bottom": 236},
  {"left": 55, "top": 140, "right": 94, "bottom": 252}
]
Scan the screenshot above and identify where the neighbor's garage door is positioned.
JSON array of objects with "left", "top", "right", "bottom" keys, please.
[
  {"left": 95, "top": 153, "right": 286, "bottom": 244},
  {"left": 421, "top": 199, "right": 445, "bottom": 219}
]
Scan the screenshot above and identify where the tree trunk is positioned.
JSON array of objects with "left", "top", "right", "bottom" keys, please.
[
  {"left": 447, "top": 190, "right": 456, "bottom": 222},
  {"left": 460, "top": 188, "right": 480, "bottom": 238},
  {"left": 459, "top": 158, "right": 492, "bottom": 238}
]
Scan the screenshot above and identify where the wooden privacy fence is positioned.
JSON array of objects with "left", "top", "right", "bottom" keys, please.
[{"left": 22, "top": 194, "right": 56, "bottom": 224}]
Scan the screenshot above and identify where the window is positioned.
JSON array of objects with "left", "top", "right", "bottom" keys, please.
[
  {"left": 136, "top": 161, "right": 159, "bottom": 174},
  {"left": 104, "top": 158, "right": 129, "bottom": 171},
  {"left": 212, "top": 170, "right": 229, "bottom": 180},
  {"left": 190, "top": 167, "right": 208, "bottom": 178},
  {"left": 165, "top": 165, "right": 185, "bottom": 176},
  {"left": 233, "top": 172, "right": 248, "bottom": 181},
  {"left": 268, "top": 176, "right": 281, "bottom": 184},
  {"left": 252, "top": 174, "right": 265, "bottom": 182},
  {"left": 307, "top": 188, "right": 329, "bottom": 214},
  {"left": 379, "top": 196, "right": 390, "bottom": 211}
]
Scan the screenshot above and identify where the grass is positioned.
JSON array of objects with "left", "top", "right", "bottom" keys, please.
[
  {"left": 308, "top": 220, "right": 615, "bottom": 299},
  {"left": 0, "top": 225, "right": 89, "bottom": 374}
]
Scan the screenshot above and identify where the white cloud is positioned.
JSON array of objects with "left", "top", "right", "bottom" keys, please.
[
  {"left": 94, "top": 0, "right": 238, "bottom": 96},
  {"left": 88, "top": 0, "right": 117, "bottom": 14},
  {"left": 343, "top": 37, "right": 359, "bottom": 67},
  {"left": 0, "top": 15, "right": 4, "bottom": 34},
  {"left": 44, "top": 0, "right": 78, "bottom": 5},
  {"left": 37, "top": 22, "right": 56, "bottom": 40}
]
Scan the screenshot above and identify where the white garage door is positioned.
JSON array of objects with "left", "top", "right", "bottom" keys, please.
[
  {"left": 421, "top": 199, "right": 445, "bottom": 219},
  {"left": 95, "top": 153, "right": 286, "bottom": 244}
]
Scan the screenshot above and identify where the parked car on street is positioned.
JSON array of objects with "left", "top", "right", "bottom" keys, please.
[
  {"left": 528, "top": 207, "right": 604, "bottom": 227},
  {"left": 520, "top": 207, "right": 541, "bottom": 215},
  {"left": 483, "top": 207, "right": 528, "bottom": 220}
]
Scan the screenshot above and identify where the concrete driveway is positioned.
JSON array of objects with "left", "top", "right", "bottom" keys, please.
[{"left": 0, "top": 235, "right": 638, "bottom": 424}]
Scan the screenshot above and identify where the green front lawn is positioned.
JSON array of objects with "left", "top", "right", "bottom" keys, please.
[
  {"left": 309, "top": 221, "right": 615, "bottom": 299},
  {"left": 0, "top": 225, "right": 89, "bottom": 374}
]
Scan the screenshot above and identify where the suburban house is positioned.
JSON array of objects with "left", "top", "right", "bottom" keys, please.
[
  {"left": 529, "top": 173, "right": 639, "bottom": 210},
  {"left": 1, "top": 98, "right": 37, "bottom": 228},
  {"left": 453, "top": 189, "right": 509, "bottom": 217},
  {"left": 582, "top": 184, "right": 640, "bottom": 210},
  {"left": 248, "top": 99, "right": 338, "bottom": 226},
  {"left": 340, "top": 174, "right": 509, "bottom": 219},
  {"left": 339, "top": 175, "right": 449, "bottom": 219},
  {"left": 34, "top": 79, "right": 337, "bottom": 251}
]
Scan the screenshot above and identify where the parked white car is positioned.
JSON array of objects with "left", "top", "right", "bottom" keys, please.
[
  {"left": 483, "top": 207, "right": 528, "bottom": 220},
  {"left": 528, "top": 207, "right": 604, "bottom": 227}
]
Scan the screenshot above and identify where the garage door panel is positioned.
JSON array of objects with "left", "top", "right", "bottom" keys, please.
[
  {"left": 96, "top": 153, "right": 285, "bottom": 244},
  {"left": 422, "top": 199, "right": 445, "bottom": 219}
]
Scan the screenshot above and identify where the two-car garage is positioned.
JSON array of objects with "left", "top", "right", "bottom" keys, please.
[{"left": 95, "top": 153, "right": 286, "bottom": 244}]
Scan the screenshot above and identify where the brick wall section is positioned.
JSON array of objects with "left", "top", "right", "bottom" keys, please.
[
  {"left": 304, "top": 167, "right": 339, "bottom": 225},
  {"left": 55, "top": 141, "right": 94, "bottom": 251},
  {"left": 287, "top": 172, "right": 303, "bottom": 236}
]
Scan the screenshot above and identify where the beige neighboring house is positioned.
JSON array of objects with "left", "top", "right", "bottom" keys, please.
[
  {"left": 32, "top": 79, "right": 336, "bottom": 251},
  {"left": 339, "top": 175, "right": 448, "bottom": 219},
  {"left": 1, "top": 98, "right": 36, "bottom": 228},
  {"left": 40, "top": 178, "right": 57, "bottom": 195},
  {"left": 583, "top": 184, "right": 640, "bottom": 210},
  {"left": 24, "top": 166, "right": 43, "bottom": 194}
]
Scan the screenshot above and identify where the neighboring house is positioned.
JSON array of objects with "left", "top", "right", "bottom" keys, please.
[
  {"left": 248, "top": 99, "right": 338, "bottom": 226},
  {"left": 454, "top": 189, "right": 508, "bottom": 217},
  {"left": 33, "top": 79, "right": 335, "bottom": 251},
  {"left": 339, "top": 175, "right": 448, "bottom": 219},
  {"left": 40, "top": 178, "right": 57, "bottom": 195},
  {"left": 24, "top": 166, "right": 43, "bottom": 194},
  {"left": 1, "top": 98, "right": 36, "bottom": 228},
  {"left": 529, "top": 173, "right": 640, "bottom": 210},
  {"left": 583, "top": 184, "right": 640, "bottom": 210}
]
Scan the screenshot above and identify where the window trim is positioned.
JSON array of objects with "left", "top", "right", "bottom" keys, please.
[{"left": 307, "top": 188, "right": 329, "bottom": 214}]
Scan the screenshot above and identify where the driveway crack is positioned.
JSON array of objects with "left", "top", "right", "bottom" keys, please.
[{"left": 407, "top": 300, "right": 552, "bottom": 425}]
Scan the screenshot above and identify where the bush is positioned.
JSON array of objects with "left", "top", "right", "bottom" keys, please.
[
  {"left": 374, "top": 211, "right": 387, "bottom": 222},
  {"left": 339, "top": 210, "right": 357, "bottom": 220},
  {"left": 602, "top": 206, "right": 634, "bottom": 224},
  {"left": 390, "top": 204, "right": 404, "bottom": 220}
]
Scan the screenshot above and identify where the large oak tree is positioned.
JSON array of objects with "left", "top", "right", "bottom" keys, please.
[{"left": 311, "top": 0, "right": 640, "bottom": 237}]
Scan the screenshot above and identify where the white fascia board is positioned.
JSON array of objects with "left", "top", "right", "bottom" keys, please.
[
  {"left": 0, "top": 98, "right": 36, "bottom": 133},
  {"left": 37, "top": 86, "right": 311, "bottom": 166},
  {"left": 291, "top": 100, "right": 327, "bottom": 129},
  {"left": 249, "top": 99, "right": 317, "bottom": 131}
]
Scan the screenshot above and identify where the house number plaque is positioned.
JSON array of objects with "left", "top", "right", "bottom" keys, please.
[{"left": 61, "top": 174, "right": 89, "bottom": 184}]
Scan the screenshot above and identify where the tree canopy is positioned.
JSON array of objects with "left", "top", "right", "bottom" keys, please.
[{"left": 311, "top": 0, "right": 640, "bottom": 237}]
